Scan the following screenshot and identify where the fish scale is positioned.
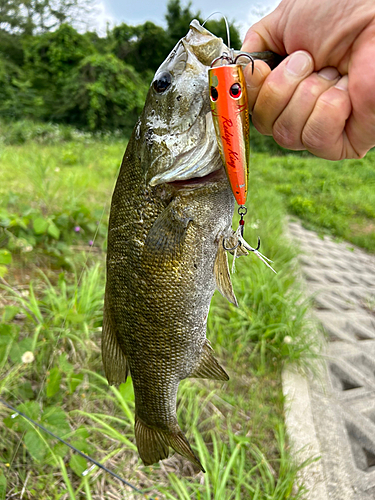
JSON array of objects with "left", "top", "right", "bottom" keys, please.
[
  {"left": 102, "top": 19, "right": 281, "bottom": 471},
  {"left": 104, "top": 117, "right": 235, "bottom": 469}
]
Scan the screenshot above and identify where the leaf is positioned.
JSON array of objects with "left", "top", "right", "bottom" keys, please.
[
  {"left": 6, "top": 401, "right": 41, "bottom": 432},
  {"left": 24, "top": 428, "right": 48, "bottom": 462},
  {"left": 42, "top": 407, "right": 70, "bottom": 436},
  {"left": 69, "top": 454, "right": 88, "bottom": 477},
  {"left": 0, "top": 323, "right": 16, "bottom": 343},
  {"left": 3, "top": 395, "right": 35, "bottom": 432},
  {"left": 0, "top": 265, "right": 8, "bottom": 278},
  {"left": 9, "top": 337, "right": 33, "bottom": 364},
  {"left": 52, "top": 442, "right": 68, "bottom": 458},
  {"left": 47, "top": 222, "right": 60, "bottom": 240},
  {"left": 70, "top": 438, "right": 94, "bottom": 456},
  {"left": 2, "top": 305, "right": 19, "bottom": 322},
  {"left": 46, "top": 367, "right": 61, "bottom": 398},
  {"left": 0, "top": 470, "right": 6, "bottom": 500},
  {"left": 18, "top": 381, "right": 35, "bottom": 400},
  {"left": 58, "top": 353, "right": 73, "bottom": 374},
  {"left": 74, "top": 426, "right": 90, "bottom": 440},
  {"left": 33, "top": 217, "right": 49, "bottom": 235},
  {"left": 68, "top": 372, "right": 83, "bottom": 394},
  {"left": 0, "top": 249, "right": 12, "bottom": 265}
]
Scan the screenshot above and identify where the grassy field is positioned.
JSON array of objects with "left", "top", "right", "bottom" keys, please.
[
  {"left": 250, "top": 127, "right": 375, "bottom": 253},
  {"left": 0, "top": 120, "right": 373, "bottom": 499}
]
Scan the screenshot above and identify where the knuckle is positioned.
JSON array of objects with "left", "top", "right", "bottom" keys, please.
[
  {"left": 302, "top": 93, "right": 346, "bottom": 152},
  {"left": 273, "top": 119, "right": 299, "bottom": 149},
  {"left": 302, "top": 123, "right": 329, "bottom": 151}
]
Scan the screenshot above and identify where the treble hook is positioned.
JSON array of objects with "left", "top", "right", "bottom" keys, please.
[
  {"left": 223, "top": 238, "right": 240, "bottom": 252},
  {"left": 211, "top": 53, "right": 255, "bottom": 75},
  {"left": 234, "top": 53, "right": 255, "bottom": 74},
  {"left": 222, "top": 205, "right": 276, "bottom": 273},
  {"left": 223, "top": 234, "right": 261, "bottom": 253}
]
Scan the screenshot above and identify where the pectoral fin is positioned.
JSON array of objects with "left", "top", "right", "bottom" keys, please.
[
  {"left": 214, "top": 239, "right": 238, "bottom": 306},
  {"left": 144, "top": 202, "right": 192, "bottom": 262},
  {"left": 102, "top": 300, "right": 129, "bottom": 386},
  {"left": 190, "top": 341, "right": 229, "bottom": 381}
]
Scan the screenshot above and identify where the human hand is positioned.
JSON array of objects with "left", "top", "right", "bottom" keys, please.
[{"left": 242, "top": 0, "right": 375, "bottom": 160}]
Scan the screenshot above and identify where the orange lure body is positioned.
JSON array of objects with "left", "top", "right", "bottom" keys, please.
[{"left": 209, "top": 62, "right": 250, "bottom": 206}]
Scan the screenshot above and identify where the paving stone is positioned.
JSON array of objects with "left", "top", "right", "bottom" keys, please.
[{"left": 283, "top": 221, "right": 375, "bottom": 500}]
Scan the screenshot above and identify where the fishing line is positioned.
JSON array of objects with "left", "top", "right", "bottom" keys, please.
[
  {"left": 202, "top": 12, "right": 231, "bottom": 49},
  {"left": 0, "top": 398, "right": 157, "bottom": 499}
]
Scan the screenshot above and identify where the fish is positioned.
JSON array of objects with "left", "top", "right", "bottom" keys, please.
[{"left": 102, "top": 19, "right": 280, "bottom": 472}]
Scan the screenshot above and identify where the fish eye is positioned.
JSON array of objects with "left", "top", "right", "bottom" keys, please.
[
  {"left": 229, "top": 83, "right": 242, "bottom": 99},
  {"left": 210, "top": 86, "right": 218, "bottom": 101},
  {"left": 153, "top": 72, "right": 172, "bottom": 93}
]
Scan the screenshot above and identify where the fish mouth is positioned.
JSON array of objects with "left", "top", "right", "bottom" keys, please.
[{"left": 167, "top": 166, "right": 227, "bottom": 189}]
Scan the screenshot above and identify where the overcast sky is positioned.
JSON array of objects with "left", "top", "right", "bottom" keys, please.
[{"left": 96, "top": 0, "right": 280, "bottom": 40}]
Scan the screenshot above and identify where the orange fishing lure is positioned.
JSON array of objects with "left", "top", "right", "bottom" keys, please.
[
  {"left": 208, "top": 53, "right": 253, "bottom": 206},
  {"left": 209, "top": 51, "right": 277, "bottom": 274}
]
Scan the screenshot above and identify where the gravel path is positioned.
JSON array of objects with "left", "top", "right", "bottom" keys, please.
[{"left": 284, "top": 221, "right": 375, "bottom": 500}]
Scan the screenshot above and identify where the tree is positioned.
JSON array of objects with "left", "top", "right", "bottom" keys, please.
[
  {"left": 165, "top": 0, "right": 202, "bottom": 47},
  {"left": 22, "top": 23, "right": 95, "bottom": 119},
  {"left": 24, "top": 23, "right": 94, "bottom": 83},
  {"left": 112, "top": 21, "right": 171, "bottom": 75},
  {"left": 204, "top": 19, "right": 242, "bottom": 50},
  {"left": 0, "top": 0, "right": 23, "bottom": 32},
  {"left": 0, "top": 0, "right": 97, "bottom": 36},
  {"left": 58, "top": 53, "right": 149, "bottom": 131},
  {"left": 165, "top": 0, "right": 241, "bottom": 50}
]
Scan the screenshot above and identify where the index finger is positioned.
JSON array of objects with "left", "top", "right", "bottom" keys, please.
[
  {"left": 242, "top": 17, "right": 286, "bottom": 55},
  {"left": 242, "top": 27, "right": 272, "bottom": 53}
]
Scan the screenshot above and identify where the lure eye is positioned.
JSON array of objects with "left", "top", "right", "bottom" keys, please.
[
  {"left": 210, "top": 86, "right": 218, "bottom": 101},
  {"left": 229, "top": 83, "right": 242, "bottom": 99},
  {"left": 153, "top": 72, "right": 172, "bottom": 93}
]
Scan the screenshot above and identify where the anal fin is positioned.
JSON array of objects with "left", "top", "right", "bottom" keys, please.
[
  {"left": 190, "top": 342, "right": 229, "bottom": 381},
  {"left": 135, "top": 416, "right": 205, "bottom": 472},
  {"left": 214, "top": 239, "right": 238, "bottom": 306},
  {"left": 102, "top": 300, "right": 129, "bottom": 386}
]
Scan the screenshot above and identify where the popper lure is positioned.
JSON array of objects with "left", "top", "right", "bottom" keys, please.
[
  {"left": 208, "top": 51, "right": 252, "bottom": 207},
  {"left": 209, "top": 50, "right": 276, "bottom": 273}
]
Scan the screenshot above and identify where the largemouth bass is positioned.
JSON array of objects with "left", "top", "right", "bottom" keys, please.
[{"left": 102, "top": 20, "right": 276, "bottom": 472}]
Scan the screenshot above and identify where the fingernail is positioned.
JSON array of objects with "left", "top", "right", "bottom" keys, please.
[
  {"left": 286, "top": 51, "right": 311, "bottom": 76},
  {"left": 335, "top": 75, "right": 348, "bottom": 91},
  {"left": 318, "top": 67, "right": 340, "bottom": 80}
]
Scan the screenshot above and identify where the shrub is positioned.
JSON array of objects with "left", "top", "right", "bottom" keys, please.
[{"left": 58, "top": 53, "right": 148, "bottom": 131}]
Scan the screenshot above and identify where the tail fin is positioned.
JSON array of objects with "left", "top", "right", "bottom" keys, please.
[{"left": 135, "top": 416, "right": 205, "bottom": 472}]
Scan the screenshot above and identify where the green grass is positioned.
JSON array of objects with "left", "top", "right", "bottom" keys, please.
[
  {"left": 249, "top": 135, "right": 375, "bottom": 253},
  {"left": 0, "top": 122, "right": 322, "bottom": 499}
]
